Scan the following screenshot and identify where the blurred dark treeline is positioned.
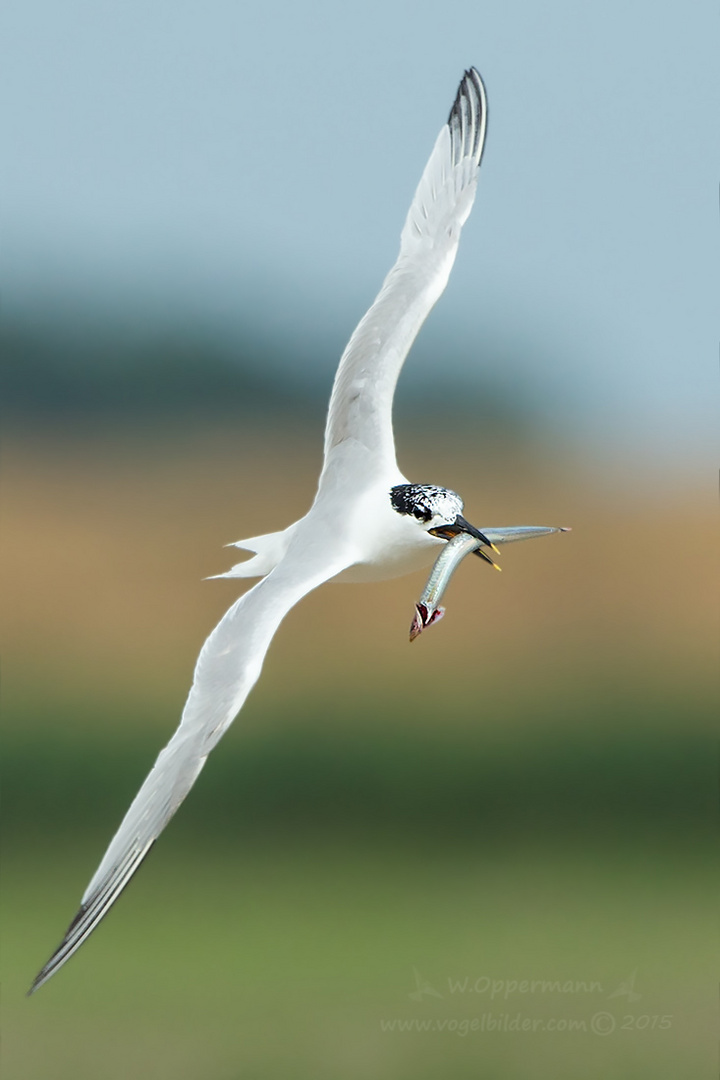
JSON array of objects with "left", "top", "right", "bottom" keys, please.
[
  {"left": 4, "top": 692, "right": 713, "bottom": 849},
  {"left": 1, "top": 315, "right": 318, "bottom": 419},
  {"left": 1, "top": 313, "right": 536, "bottom": 435}
]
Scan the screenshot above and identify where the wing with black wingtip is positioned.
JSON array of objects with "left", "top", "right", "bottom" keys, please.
[
  {"left": 322, "top": 68, "right": 487, "bottom": 474},
  {"left": 28, "top": 542, "right": 352, "bottom": 994}
]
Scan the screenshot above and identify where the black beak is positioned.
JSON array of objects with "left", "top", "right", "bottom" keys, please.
[{"left": 429, "top": 515, "right": 501, "bottom": 567}]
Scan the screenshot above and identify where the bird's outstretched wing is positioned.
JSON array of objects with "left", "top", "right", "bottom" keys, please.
[
  {"left": 322, "top": 68, "right": 487, "bottom": 475},
  {"left": 29, "top": 543, "right": 352, "bottom": 993}
]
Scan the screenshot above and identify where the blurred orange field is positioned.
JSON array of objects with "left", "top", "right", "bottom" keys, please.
[{"left": 3, "top": 421, "right": 715, "bottom": 737}]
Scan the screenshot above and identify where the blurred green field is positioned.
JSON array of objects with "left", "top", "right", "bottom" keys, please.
[
  {"left": 4, "top": 842, "right": 715, "bottom": 1079},
  {"left": 2, "top": 422, "right": 716, "bottom": 1078}
]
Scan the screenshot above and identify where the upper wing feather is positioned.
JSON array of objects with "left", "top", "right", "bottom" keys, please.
[
  {"left": 29, "top": 542, "right": 352, "bottom": 993},
  {"left": 322, "top": 68, "right": 487, "bottom": 474}
]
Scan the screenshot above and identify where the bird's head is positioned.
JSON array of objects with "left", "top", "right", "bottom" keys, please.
[{"left": 389, "top": 483, "right": 500, "bottom": 564}]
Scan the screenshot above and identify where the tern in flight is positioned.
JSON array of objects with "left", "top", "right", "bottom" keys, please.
[{"left": 31, "top": 68, "right": 568, "bottom": 993}]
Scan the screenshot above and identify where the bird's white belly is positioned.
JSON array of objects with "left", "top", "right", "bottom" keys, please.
[{"left": 333, "top": 541, "right": 440, "bottom": 583}]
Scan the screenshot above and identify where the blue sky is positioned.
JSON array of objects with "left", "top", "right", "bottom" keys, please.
[{"left": 2, "top": 0, "right": 718, "bottom": 465}]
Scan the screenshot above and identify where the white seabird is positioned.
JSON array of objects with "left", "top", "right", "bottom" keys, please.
[{"left": 30, "top": 67, "right": 568, "bottom": 993}]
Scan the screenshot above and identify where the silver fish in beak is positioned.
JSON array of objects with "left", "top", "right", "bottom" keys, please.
[{"left": 410, "top": 531, "right": 490, "bottom": 641}]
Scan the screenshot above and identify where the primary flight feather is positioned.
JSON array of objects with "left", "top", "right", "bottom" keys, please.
[{"left": 30, "top": 68, "right": 567, "bottom": 994}]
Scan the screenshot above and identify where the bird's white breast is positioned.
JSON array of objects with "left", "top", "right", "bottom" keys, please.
[{"left": 332, "top": 476, "right": 444, "bottom": 584}]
